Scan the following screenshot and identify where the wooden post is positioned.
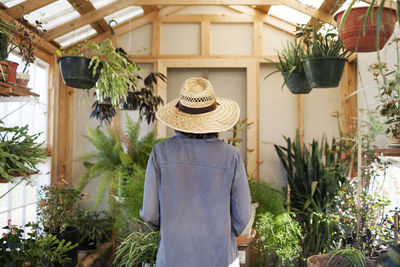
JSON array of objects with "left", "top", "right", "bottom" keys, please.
[
  {"left": 201, "top": 22, "right": 210, "bottom": 55},
  {"left": 297, "top": 94, "right": 304, "bottom": 150}
]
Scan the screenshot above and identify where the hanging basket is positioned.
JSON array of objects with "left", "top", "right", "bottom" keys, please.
[
  {"left": 302, "top": 57, "right": 347, "bottom": 88},
  {"left": 334, "top": 6, "right": 397, "bottom": 52},
  {"left": 283, "top": 71, "right": 312, "bottom": 94},
  {"left": 58, "top": 56, "right": 102, "bottom": 89}
]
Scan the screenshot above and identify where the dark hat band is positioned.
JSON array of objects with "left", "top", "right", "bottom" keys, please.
[{"left": 176, "top": 100, "right": 218, "bottom": 114}]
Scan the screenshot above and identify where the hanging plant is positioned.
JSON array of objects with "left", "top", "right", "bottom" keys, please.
[{"left": 119, "top": 72, "right": 166, "bottom": 124}]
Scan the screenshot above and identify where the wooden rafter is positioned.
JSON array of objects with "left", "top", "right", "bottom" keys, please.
[
  {"left": 229, "top": 5, "right": 296, "bottom": 35},
  {"left": 5, "top": 0, "right": 54, "bottom": 19},
  {"left": 0, "top": 10, "right": 57, "bottom": 54},
  {"left": 255, "top": 5, "right": 271, "bottom": 14},
  {"left": 131, "top": 0, "right": 281, "bottom": 5},
  {"left": 279, "top": 0, "right": 331, "bottom": 23},
  {"left": 307, "top": 0, "right": 345, "bottom": 27},
  {"left": 67, "top": 0, "right": 109, "bottom": 34},
  {"left": 43, "top": 1, "right": 137, "bottom": 41}
]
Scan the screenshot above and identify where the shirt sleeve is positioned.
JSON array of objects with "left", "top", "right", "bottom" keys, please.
[
  {"left": 140, "top": 150, "right": 160, "bottom": 231},
  {"left": 230, "top": 151, "right": 251, "bottom": 236}
]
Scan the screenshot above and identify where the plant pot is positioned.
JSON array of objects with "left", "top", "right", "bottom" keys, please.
[
  {"left": 47, "top": 226, "right": 80, "bottom": 267},
  {"left": 78, "top": 237, "right": 97, "bottom": 251},
  {"left": 2, "top": 60, "right": 18, "bottom": 84},
  {"left": 334, "top": 7, "right": 397, "bottom": 52},
  {"left": 283, "top": 71, "right": 312, "bottom": 94},
  {"left": 96, "top": 90, "right": 112, "bottom": 105},
  {"left": 58, "top": 56, "right": 102, "bottom": 89},
  {"left": 16, "top": 72, "right": 30, "bottom": 87},
  {"left": 302, "top": 57, "right": 347, "bottom": 88}
]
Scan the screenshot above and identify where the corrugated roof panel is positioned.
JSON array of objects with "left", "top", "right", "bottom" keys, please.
[
  {"left": 55, "top": 25, "right": 97, "bottom": 47},
  {"left": 23, "top": 0, "right": 80, "bottom": 30},
  {"left": 0, "top": 0, "right": 24, "bottom": 8},
  {"left": 90, "top": 0, "right": 117, "bottom": 9},
  {"left": 269, "top": 5, "right": 311, "bottom": 25},
  {"left": 104, "top": 6, "right": 144, "bottom": 25},
  {"left": 298, "top": 0, "right": 324, "bottom": 9}
]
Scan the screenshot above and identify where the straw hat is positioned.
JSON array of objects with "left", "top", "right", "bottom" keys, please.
[{"left": 156, "top": 77, "right": 240, "bottom": 134}]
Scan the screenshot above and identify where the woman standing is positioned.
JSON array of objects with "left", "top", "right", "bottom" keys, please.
[{"left": 140, "top": 77, "right": 251, "bottom": 267}]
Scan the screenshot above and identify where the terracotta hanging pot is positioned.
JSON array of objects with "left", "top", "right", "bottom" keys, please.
[{"left": 334, "top": 6, "right": 397, "bottom": 52}]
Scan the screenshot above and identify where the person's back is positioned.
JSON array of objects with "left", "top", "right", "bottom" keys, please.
[{"left": 140, "top": 77, "right": 251, "bottom": 267}]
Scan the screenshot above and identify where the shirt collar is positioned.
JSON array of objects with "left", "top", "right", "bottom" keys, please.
[{"left": 175, "top": 132, "right": 219, "bottom": 142}]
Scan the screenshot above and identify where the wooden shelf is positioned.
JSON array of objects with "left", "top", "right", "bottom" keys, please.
[
  {"left": 375, "top": 148, "right": 400, "bottom": 157},
  {"left": 0, "top": 80, "right": 39, "bottom": 97}
]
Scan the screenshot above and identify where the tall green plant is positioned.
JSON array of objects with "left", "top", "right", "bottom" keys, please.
[{"left": 274, "top": 132, "right": 352, "bottom": 256}]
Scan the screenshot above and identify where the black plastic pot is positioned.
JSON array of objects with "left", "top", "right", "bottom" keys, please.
[
  {"left": 78, "top": 237, "right": 97, "bottom": 251},
  {"left": 58, "top": 56, "right": 102, "bottom": 89},
  {"left": 302, "top": 57, "right": 347, "bottom": 88},
  {"left": 118, "top": 91, "right": 137, "bottom": 110},
  {"left": 46, "top": 226, "right": 80, "bottom": 267},
  {"left": 283, "top": 71, "right": 312, "bottom": 94}
]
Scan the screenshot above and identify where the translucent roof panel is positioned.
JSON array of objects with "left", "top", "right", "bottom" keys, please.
[
  {"left": 55, "top": 25, "right": 97, "bottom": 47},
  {"left": 269, "top": 5, "right": 311, "bottom": 25},
  {"left": 104, "top": 6, "right": 144, "bottom": 25},
  {"left": 90, "top": 0, "right": 118, "bottom": 9},
  {"left": 0, "top": 0, "right": 24, "bottom": 8},
  {"left": 298, "top": 0, "right": 324, "bottom": 9},
  {"left": 23, "top": 0, "right": 80, "bottom": 30},
  {"left": 336, "top": 0, "right": 370, "bottom": 13}
]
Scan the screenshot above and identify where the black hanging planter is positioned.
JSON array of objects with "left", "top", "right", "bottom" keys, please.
[
  {"left": 302, "top": 57, "right": 347, "bottom": 88},
  {"left": 118, "top": 91, "right": 137, "bottom": 110},
  {"left": 58, "top": 56, "right": 102, "bottom": 89},
  {"left": 78, "top": 238, "right": 97, "bottom": 251},
  {"left": 46, "top": 226, "right": 80, "bottom": 267},
  {"left": 283, "top": 71, "right": 312, "bottom": 94}
]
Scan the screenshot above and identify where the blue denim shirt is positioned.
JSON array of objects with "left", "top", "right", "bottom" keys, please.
[{"left": 140, "top": 133, "right": 251, "bottom": 267}]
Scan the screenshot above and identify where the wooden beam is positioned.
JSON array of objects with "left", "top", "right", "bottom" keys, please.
[
  {"left": 67, "top": 0, "right": 109, "bottom": 34},
  {"left": 152, "top": 22, "right": 162, "bottom": 55},
  {"left": 142, "top": 6, "right": 158, "bottom": 13},
  {"left": 133, "top": 54, "right": 280, "bottom": 64},
  {"left": 307, "top": 0, "right": 345, "bottom": 27},
  {"left": 229, "top": 5, "right": 296, "bottom": 35},
  {"left": 131, "top": 0, "right": 281, "bottom": 4},
  {"left": 255, "top": 5, "right": 271, "bottom": 14},
  {"left": 341, "top": 61, "right": 358, "bottom": 136},
  {"left": 156, "top": 60, "right": 167, "bottom": 138},
  {"left": 298, "top": 94, "right": 304, "bottom": 150},
  {"left": 49, "top": 54, "right": 58, "bottom": 182},
  {"left": 279, "top": 0, "right": 331, "bottom": 22},
  {"left": 44, "top": 1, "right": 134, "bottom": 41},
  {"left": 5, "top": 0, "right": 54, "bottom": 18},
  {"left": 201, "top": 22, "right": 210, "bottom": 55},
  {"left": 0, "top": 10, "right": 57, "bottom": 54},
  {"left": 253, "top": 21, "right": 262, "bottom": 55},
  {"left": 246, "top": 61, "right": 260, "bottom": 178},
  {"left": 156, "top": 13, "right": 254, "bottom": 23}
]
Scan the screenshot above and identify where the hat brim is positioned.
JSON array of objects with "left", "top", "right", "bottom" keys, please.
[{"left": 156, "top": 97, "right": 240, "bottom": 134}]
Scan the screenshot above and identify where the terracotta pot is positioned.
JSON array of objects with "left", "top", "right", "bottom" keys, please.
[
  {"left": 334, "top": 7, "right": 397, "bottom": 52},
  {"left": 6, "top": 61, "right": 18, "bottom": 84},
  {"left": 0, "top": 61, "right": 9, "bottom": 82},
  {"left": 16, "top": 72, "right": 30, "bottom": 87}
]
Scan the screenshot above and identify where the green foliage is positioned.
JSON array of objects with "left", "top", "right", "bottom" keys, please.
[
  {"left": 0, "top": 222, "right": 77, "bottom": 266},
  {"left": 113, "top": 222, "right": 159, "bottom": 267},
  {"left": 0, "top": 19, "right": 19, "bottom": 61},
  {"left": 296, "top": 22, "right": 351, "bottom": 59},
  {"left": 73, "top": 209, "right": 113, "bottom": 244},
  {"left": 37, "top": 175, "right": 82, "bottom": 234},
  {"left": 327, "top": 248, "right": 367, "bottom": 267},
  {"left": 265, "top": 38, "right": 306, "bottom": 84},
  {"left": 248, "top": 178, "right": 286, "bottom": 219},
  {"left": 89, "top": 39, "right": 141, "bottom": 105},
  {"left": 256, "top": 212, "right": 302, "bottom": 266},
  {"left": 0, "top": 121, "right": 47, "bottom": 182},
  {"left": 274, "top": 132, "right": 351, "bottom": 256}
]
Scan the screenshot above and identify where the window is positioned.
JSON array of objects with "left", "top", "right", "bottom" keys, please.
[{"left": 0, "top": 54, "right": 50, "bottom": 235}]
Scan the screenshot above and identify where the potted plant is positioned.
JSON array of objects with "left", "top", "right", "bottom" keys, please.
[
  {"left": 0, "top": 121, "right": 47, "bottom": 183},
  {"left": 37, "top": 175, "right": 82, "bottom": 267},
  {"left": 90, "top": 90, "right": 116, "bottom": 125},
  {"left": 15, "top": 19, "right": 45, "bottom": 87},
  {"left": 0, "top": 18, "right": 19, "bottom": 84},
  {"left": 73, "top": 209, "right": 112, "bottom": 251},
  {"left": 265, "top": 39, "right": 312, "bottom": 94},
  {"left": 0, "top": 221, "right": 77, "bottom": 266},
  {"left": 334, "top": 5, "right": 397, "bottom": 52},
  {"left": 308, "top": 248, "right": 377, "bottom": 266},
  {"left": 297, "top": 23, "right": 351, "bottom": 88}
]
